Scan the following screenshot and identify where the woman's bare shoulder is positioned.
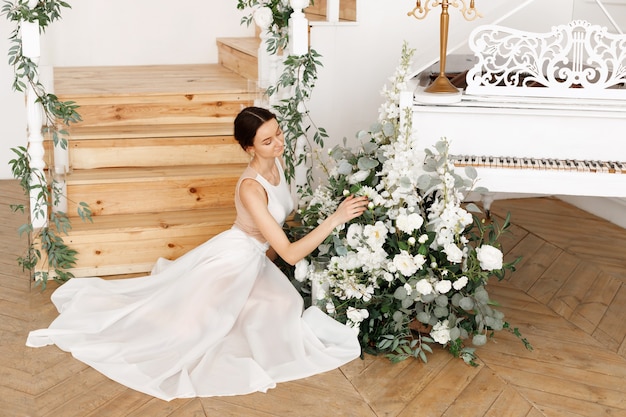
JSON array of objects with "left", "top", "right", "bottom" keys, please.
[{"left": 239, "top": 177, "right": 267, "bottom": 204}]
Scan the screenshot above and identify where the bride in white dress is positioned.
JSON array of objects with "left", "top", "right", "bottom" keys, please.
[{"left": 26, "top": 106, "right": 369, "bottom": 401}]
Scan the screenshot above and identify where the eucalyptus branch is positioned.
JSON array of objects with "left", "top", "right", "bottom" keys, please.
[
  {"left": 3, "top": 0, "right": 91, "bottom": 290},
  {"left": 267, "top": 49, "right": 328, "bottom": 194}
]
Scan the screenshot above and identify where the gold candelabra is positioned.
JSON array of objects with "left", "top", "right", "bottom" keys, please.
[{"left": 409, "top": 0, "right": 481, "bottom": 94}]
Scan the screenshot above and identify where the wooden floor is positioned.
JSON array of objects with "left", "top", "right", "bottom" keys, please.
[{"left": 2, "top": 179, "right": 626, "bottom": 417}]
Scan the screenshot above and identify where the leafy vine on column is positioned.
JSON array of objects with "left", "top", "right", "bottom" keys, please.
[
  {"left": 236, "top": 0, "right": 327, "bottom": 195},
  {"left": 2, "top": 0, "right": 92, "bottom": 289}
]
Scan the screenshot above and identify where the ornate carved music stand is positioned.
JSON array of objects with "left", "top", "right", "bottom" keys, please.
[{"left": 408, "top": 0, "right": 481, "bottom": 103}]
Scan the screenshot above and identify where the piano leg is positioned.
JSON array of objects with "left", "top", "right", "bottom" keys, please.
[{"left": 481, "top": 193, "right": 495, "bottom": 218}]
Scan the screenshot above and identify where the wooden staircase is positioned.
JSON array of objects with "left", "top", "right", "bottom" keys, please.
[{"left": 54, "top": 40, "right": 260, "bottom": 277}]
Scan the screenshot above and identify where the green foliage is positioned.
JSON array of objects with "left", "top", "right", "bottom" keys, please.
[
  {"left": 267, "top": 49, "right": 327, "bottom": 189},
  {"left": 237, "top": 1, "right": 326, "bottom": 197},
  {"left": 289, "top": 43, "right": 532, "bottom": 363},
  {"left": 3, "top": 0, "right": 91, "bottom": 289},
  {"left": 236, "top": 0, "right": 293, "bottom": 54}
]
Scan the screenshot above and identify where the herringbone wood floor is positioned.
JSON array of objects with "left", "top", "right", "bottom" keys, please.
[{"left": 2, "top": 179, "right": 626, "bottom": 417}]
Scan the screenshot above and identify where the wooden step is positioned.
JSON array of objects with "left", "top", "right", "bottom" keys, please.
[
  {"left": 49, "top": 64, "right": 256, "bottom": 277},
  {"left": 57, "top": 91, "right": 254, "bottom": 128},
  {"left": 55, "top": 64, "right": 255, "bottom": 128},
  {"left": 66, "top": 123, "right": 236, "bottom": 140},
  {"left": 65, "top": 208, "right": 237, "bottom": 277},
  {"left": 69, "top": 136, "right": 249, "bottom": 169},
  {"left": 55, "top": 64, "right": 253, "bottom": 96},
  {"left": 68, "top": 134, "right": 249, "bottom": 169},
  {"left": 217, "top": 37, "right": 259, "bottom": 81},
  {"left": 46, "top": 124, "right": 249, "bottom": 169},
  {"left": 66, "top": 164, "right": 247, "bottom": 217}
]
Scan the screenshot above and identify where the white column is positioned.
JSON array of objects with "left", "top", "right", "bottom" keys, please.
[
  {"left": 289, "top": 0, "right": 310, "bottom": 56},
  {"left": 21, "top": 11, "right": 48, "bottom": 228},
  {"left": 327, "top": 0, "right": 340, "bottom": 23},
  {"left": 288, "top": 0, "right": 310, "bottom": 192}
]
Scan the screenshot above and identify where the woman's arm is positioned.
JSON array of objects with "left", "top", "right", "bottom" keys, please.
[{"left": 239, "top": 179, "right": 368, "bottom": 265}]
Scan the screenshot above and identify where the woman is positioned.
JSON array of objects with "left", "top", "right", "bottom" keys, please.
[{"left": 26, "top": 106, "right": 368, "bottom": 401}]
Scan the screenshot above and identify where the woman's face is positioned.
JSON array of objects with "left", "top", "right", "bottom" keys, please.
[{"left": 249, "top": 118, "right": 285, "bottom": 159}]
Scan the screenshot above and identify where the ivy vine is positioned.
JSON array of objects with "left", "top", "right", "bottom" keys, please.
[
  {"left": 236, "top": 0, "right": 328, "bottom": 195},
  {"left": 3, "top": 0, "right": 91, "bottom": 289}
]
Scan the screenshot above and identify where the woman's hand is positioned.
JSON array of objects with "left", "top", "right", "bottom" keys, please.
[{"left": 333, "top": 195, "right": 369, "bottom": 225}]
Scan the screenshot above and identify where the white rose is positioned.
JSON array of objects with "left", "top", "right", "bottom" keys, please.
[
  {"left": 392, "top": 251, "right": 418, "bottom": 277},
  {"left": 346, "top": 307, "right": 369, "bottom": 323},
  {"left": 395, "top": 212, "right": 424, "bottom": 234},
  {"left": 435, "top": 280, "right": 452, "bottom": 294},
  {"left": 363, "top": 221, "right": 388, "bottom": 249},
  {"left": 453, "top": 275, "right": 469, "bottom": 290},
  {"left": 444, "top": 242, "right": 464, "bottom": 264},
  {"left": 414, "top": 278, "right": 433, "bottom": 296},
  {"left": 403, "top": 283, "right": 413, "bottom": 297},
  {"left": 252, "top": 6, "right": 273, "bottom": 29},
  {"left": 476, "top": 245, "right": 503, "bottom": 271},
  {"left": 430, "top": 320, "right": 451, "bottom": 345},
  {"left": 294, "top": 259, "right": 309, "bottom": 282}
]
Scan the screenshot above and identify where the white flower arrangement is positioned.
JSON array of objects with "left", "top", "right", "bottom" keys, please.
[{"left": 291, "top": 42, "right": 532, "bottom": 364}]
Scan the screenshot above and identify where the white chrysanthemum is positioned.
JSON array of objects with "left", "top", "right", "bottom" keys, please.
[
  {"left": 357, "top": 186, "right": 384, "bottom": 206},
  {"left": 476, "top": 245, "right": 503, "bottom": 270}
]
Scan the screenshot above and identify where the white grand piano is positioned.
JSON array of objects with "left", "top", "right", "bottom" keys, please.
[{"left": 407, "top": 17, "right": 626, "bottom": 210}]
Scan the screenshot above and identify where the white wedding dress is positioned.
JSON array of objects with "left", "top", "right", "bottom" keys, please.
[{"left": 26, "top": 159, "right": 361, "bottom": 401}]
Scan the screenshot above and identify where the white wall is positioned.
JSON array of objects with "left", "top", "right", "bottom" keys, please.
[
  {"left": 41, "top": 0, "right": 254, "bottom": 67},
  {"left": 2, "top": 0, "right": 625, "bottom": 231},
  {"left": 0, "top": 0, "right": 253, "bottom": 179}
]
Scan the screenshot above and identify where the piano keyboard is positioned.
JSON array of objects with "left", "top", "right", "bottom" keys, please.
[{"left": 451, "top": 156, "right": 626, "bottom": 174}]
